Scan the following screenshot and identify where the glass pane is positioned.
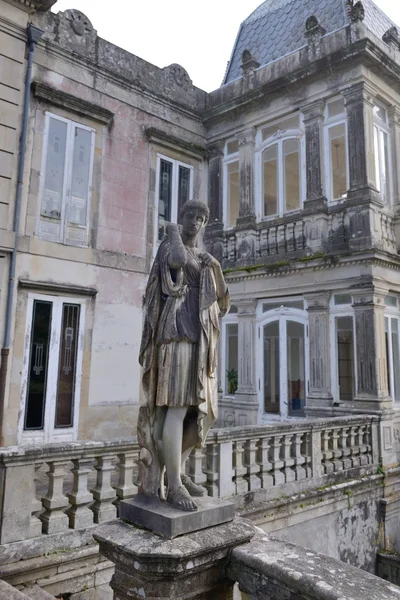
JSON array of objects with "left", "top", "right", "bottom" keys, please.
[
  {"left": 284, "top": 139, "right": 300, "bottom": 212},
  {"left": 158, "top": 159, "right": 173, "bottom": 241},
  {"left": 226, "top": 323, "right": 238, "bottom": 394},
  {"left": 263, "top": 300, "right": 304, "bottom": 312},
  {"left": 327, "top": 98, "right": 345, "bottom": 118},
  {"left": 374, "top": 125, "right": 380, "bottom": 192},
  {"left": 69, "top": 127, "right": 92, "bottom": 226},
  {"left": 287, "top": 321, "right": 305, "bottom": 416},
  {"left": 381, "top": 130, "right": 390, "bottom": 203},
  {"left": 178, "top": 165, "right": 190, "bottom": 219},
  {"left": 334, "top": 294, "right": 352, "bottom": 305},
  {"left": 385, "top": 317, "right": 391, "bottom": 394},
  {"left": 25, "top": 301, "right": 52, "bottom": 430},
  {"left": 329, "top": 124, "right": 347, "bottom": 200},
  {"left": 262, "top": 115, "right": 300, "bottom": 141},
  {"left": 264, "top": 321, "right": 280, "bottom": 414},
  {"left": 55, "top": 304, "right": 80, "bottom": 428},
  {"left": 385, "top": 296, "right": 397, "bottom": 307},
  {"left": 336, "top": 317, "right": 355, "bottom": 401},
  {"left": 226, "top": 140, "right": 239, "bottom": 155},
  {"left": 42, "top": 118, "right": 67, "bottom": 219},
  {"left": 263, "top": 145, "right": 278, "bottom": 217},
  {"left": 227, "top": 161, "right": 239, "bottom": 226},
  {"left": 391, "top": 318, "right": 400, "bottom": 404}
]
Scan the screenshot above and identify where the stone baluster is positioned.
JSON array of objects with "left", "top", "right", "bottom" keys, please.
[
  {"left": 260, "top": 230, "right": 268, "bottom": 256},
  {"left": 244, "top": 439, "right": 261, "bottom": 491},
  {"left": 349, "top": 426, "right": 361, "bottom": 467},
  {"left": 277, "top": 224, "right": 286, "bottom": 254},
  {"left": 360, "top": 424, "right": 371, "bottom": 465},
  {"left": 233, "top": 440, "right": 248, "bottom": 495},
  {"left": 204, "top": 442, "right": 219, "bottom": 497},
  {"left": 292, "top": 433, "right": 307, "bottom": 481},
  {"left": 339, "top": 428, "right": 352, "bottom": 470},
  {"left": 270, "top": 436, "right": 285, "bottom": 485},
  {"left": 187, "top": 446, "right": 207, "bottom": 488},
  {"left": 331, "top": 429, "right": 343, "bottom": 472},
  {"left": 321, "top": 429, "right": 334, "bottom": 475},
  {"left": 113, "top": 451, "right": 138, "bottom": 512},
  {"left": 295, "top": 220, "right": 304, "bottom": 251},
  {"left": 90, "top": 455, "right": 117, "bottom": 523},
  {"left": 40, "top": 460, "right": 70, "bottom": 534},
  {"left": 286, "top": 222, "right": 295, "bottom": 253},
  {"left": 30, "top": 463, "right": 43, "bottom": 538},
  {"left": 66, "top": 458, "right": 94, "bottom": 528},
  {"left": 257, "top": 436, "right": 274, "bottom": 488},
  {"left": 270, "top": 227, "right": 277, "bottom": 255},
  {"left": 282, "top": 434, "right": 295, "bottom": 483}
]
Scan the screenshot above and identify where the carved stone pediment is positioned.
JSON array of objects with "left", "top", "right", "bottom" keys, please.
[{"left": 5, "top": 0, "right": 57, "bottom": 12}]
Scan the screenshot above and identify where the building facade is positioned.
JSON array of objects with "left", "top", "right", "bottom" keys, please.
[{"left": 1, "top": 0, "right": 400, "bottom": 460}]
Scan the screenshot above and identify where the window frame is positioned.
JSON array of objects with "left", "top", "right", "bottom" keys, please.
[
  {"left": 384, "top": 297, "right": 400, "bottom": 406},
  {"left": 329, "top": 294, "right": 357, "bottom": 403},
  {"left": 373, "top": 102, "right": 392, "bottom": 205},
  {"left": 323, "top": 98, "right": 349, "bottom": 203},
  {"left": 223, "top": 141, "right": 240, "bottom": 228},
  {"left": 154, "top": 153, "right": 194, "bottom": 250},
  {"left": 19, "top": 292, "right": 86, "bottom": 445},
  {"left": 37, "top": 112, "right": 95, "bottom": 246},
  {"left": 255, "top": 116, "right": 305, "bottom": 220},
  {"left": 221, "top": 312, "right": 239, "bottom": 396}
]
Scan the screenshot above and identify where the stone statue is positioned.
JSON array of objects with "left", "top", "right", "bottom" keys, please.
[{"left": 138, "top": 200, "right": 230, "bottom": 511}]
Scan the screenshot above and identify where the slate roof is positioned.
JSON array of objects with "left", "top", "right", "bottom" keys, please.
[{"left": 223, "top": 0, "right": 397, "bottom": 84}]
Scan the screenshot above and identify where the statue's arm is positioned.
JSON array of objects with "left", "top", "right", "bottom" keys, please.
[
  {"left": 166, "top": 223, "right": 187, "bottom": 269},
  {"left": 201, "top": 252, "right": 228, "bottom": 299}
]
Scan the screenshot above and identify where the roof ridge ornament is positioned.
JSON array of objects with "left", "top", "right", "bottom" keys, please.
[
  {"left": 383, "top": 26, "right": 400, "bottom": 51},
  {"left": 241, "top": 50, "right": 260, "bottom": 92}
]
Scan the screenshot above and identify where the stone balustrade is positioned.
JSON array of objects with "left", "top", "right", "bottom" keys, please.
[{"left": 0, "top": 416, "right": 379, "bottom": 546}]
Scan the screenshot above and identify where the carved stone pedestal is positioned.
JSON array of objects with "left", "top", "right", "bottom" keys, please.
[{"left": 94, "top": 518, "right": 255, "bottom": 600}]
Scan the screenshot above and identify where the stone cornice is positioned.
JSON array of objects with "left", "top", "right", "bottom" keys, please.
[
  {"left": 32, "top": 81, "right": 114, "bottom": 125},
  {"left": 145, "top": 127, "right": 206, "bottom": 160},
  {"left": 19, "top": 278, "right": 98, "bottom": 296},
  {"left": 4, "top": 0, "right": 56, "bottom": 13}
]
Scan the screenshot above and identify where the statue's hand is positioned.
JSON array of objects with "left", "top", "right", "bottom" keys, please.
[
  {"left": 166, "top": 222, "right": 181, "bottom": 238},
  {"left": 200, "top": 252, "right": 220, "bottom": 268}
]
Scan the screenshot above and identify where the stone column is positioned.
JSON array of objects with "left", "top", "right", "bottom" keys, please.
[
  {"left": 343, "top": 82, "right": 379, "bottom": 203},
  {"left": 94, "top": 518, "right": 255, "bottom": 600},
  {"left": 304, "top": 292, "right": 333, "bottom": 416},
  {"left": 352, "top": 289, "right": 392, "bottom": 411},
  {"left": 235, "top": 129, "right": 257, "bottom": 262},
  {"left": 234, "top": 299, "right": 258, "bottom": 425},
  {"left": 302, "top": 100, "right": 326, "bottom": 209},
  {"left": 205, "top": 142, "right": 225, "bottom": 262}
]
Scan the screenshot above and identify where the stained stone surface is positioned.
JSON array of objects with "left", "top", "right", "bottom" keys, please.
[{"left": 119, "top": 495, "right": 235, "bottom": 539}]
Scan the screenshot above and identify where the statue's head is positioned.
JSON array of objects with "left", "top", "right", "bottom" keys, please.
[{"left": 180, "top": 200, "right": 209, "bottom": 238}]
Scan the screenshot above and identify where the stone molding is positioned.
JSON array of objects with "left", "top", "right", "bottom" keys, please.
[
  {"left": 19, "top": 278, "right": 98, "bottom": 296},
  {"left": 342, "top": 80, "right": 376, "bottom": 107},
  {"left": 145, "top": 126, "right": 206, "bottom": 160},
  {"left": 32, "top": 82, "right": 114, "bottom": 125},
  {"left": 236, "top": 127, "right": 256, "bottom": 147},
  {"left": 305, "top": 291, "right": 331, "bottom": 310},
  {"left": 4, "top": 0, "right": 56, "bottom": 12},
  {"left": 301, "top": 99, "right": 325, "bottom": 123}
]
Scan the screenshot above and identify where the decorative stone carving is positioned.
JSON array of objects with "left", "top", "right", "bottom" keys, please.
[
  {"left": 64, "top": 10, "right": 93, "bottom": 36},
  {"left": 241, "top": 49, "right": 260, "bottom": 92},
  {"left": 348, "top": 0, "right": 365, "bottom": 22},
  {"left": 383, "top": 27, "right": 400, "bottom": 51},
  {"left": 164, "top": 64, "right": 192, "bottom": 89},
  {"left": 305, "top": 16, "right": 326, "bottom": 61}
]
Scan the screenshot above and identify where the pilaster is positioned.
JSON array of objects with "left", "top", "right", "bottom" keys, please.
[
  {"left": 234, "top": 299, "right": 258, "bottom": 425},
  {"left": 302, "top": 100, "right": 327, "bottom": 210},
  {"left": 236, "top": 128, "right": 256, "bottom": 224},
  {"left": 351, "top": 289, "right": 392, "bottom": 411},
  {"left": 388, "top": 106, "right": 400, "bottom": 208},
  {"left": 342, "top": 82, "right": 380, "bottom": 203},
  {"left": 304, "top": 292, "right": 333, "bottom": 415},
  {"left": 205, "top": 142, "right": 225, "bottom": 261}
]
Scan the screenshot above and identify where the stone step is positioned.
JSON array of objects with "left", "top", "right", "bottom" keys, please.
[{"left": 21, "top": 585, "right": 55, "bottom": 600}]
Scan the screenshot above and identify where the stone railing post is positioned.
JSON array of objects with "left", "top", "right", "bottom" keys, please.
[
  {"left": 310, "top": 427, "right": 324, "bottom": 479},
  {"left": 305, "top": 291, "right": 333, "bottom": 416},
  {"left": 113, "top": 451, "right": 138, "bottom": 512},
  {"left": 234, "top": 299, "right": 258, "bottom": 425},
  {"left": 66, "top": 457, "right": 94, "bottom": 528},
  {"left": 0, "top": 452, "right": 37, "bottom": 544},
  {"left": 90, "top": 455, "right": 117, "bottom": 523},
  {"left": 352, "top": 289, "right": 392, "bottom": 412}
]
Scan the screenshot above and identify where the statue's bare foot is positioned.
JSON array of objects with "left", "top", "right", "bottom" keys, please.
[
  {"left": 167, "top": 485, "right": 198, "bottom": 512},
  {"left": 181, "top": 474, "right": 205, "bottom": 497}
]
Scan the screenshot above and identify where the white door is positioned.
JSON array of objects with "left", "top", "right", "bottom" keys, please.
[
  {"left": 258, "top": 314, "right": 308, "bottom": 422},
  {"left": 19, "top": 294, "right": 85, "bottom": 445}
]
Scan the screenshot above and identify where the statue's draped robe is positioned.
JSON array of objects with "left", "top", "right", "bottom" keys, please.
[{"left": 139, "top": 239, "right": 230, "bottom": 445}]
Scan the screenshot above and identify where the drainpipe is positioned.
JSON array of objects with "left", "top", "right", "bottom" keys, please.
[{"left": 0, "top": 24, "right": 44, "bottom": 445}]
